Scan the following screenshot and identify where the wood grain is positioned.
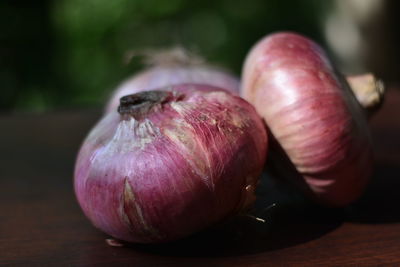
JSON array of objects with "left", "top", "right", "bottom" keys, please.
[{"left": 0, "top": 90, "right": 399, "bottom": 266}]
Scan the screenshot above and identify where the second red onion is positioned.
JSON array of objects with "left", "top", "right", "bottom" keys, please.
[{"left": 241, "top": 32, "right": 374, "bottom": 207}]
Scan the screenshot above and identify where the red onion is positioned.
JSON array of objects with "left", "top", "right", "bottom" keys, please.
[
  {"left": 241, "top": 32, "right": 377, "bottom": 207},
  {"left": 74, "top": 84, "right": 267, "bottom": 243},
  {"left": 105, "top": 49, "right": 239, "bottom": 112}
]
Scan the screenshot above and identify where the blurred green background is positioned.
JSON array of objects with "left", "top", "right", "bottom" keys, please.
[{"left": 1, "top": 0, "right": 399, "bottom": 112}]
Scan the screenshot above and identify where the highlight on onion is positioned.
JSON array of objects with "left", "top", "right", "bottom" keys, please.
[
  {"left": 105, "top": 48, "right": 239, "bottom": 113},
  {"left": 74, "top": 84, "right": 268, "bottom": 243},
  {"left": 241, "top": 32, "right": 383, "bottom": 207}
]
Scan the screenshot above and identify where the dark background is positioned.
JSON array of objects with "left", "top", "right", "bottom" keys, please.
[{"left": 1, "top": 0, "right": 399, "bottom": 112}]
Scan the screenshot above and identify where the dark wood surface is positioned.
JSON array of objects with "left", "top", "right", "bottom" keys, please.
[{"left": 1, "top": 90, "right": 400, "bottom": 266}]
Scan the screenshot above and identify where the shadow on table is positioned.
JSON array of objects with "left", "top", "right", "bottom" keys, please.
[
  {"left": 130, "top": 205, "right": 342, "bottom": 257},
  {"left": 345, "top": 163, "right": 400, "bottom": 224},
  {"left": 130, "top": 174, "right": 344, "bottom": 257}
]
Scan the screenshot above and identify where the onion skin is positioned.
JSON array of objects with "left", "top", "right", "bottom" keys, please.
[
  {"left": 75, "top": 84, "right": 267, "bottom": 243},
  {"left": 242, "top": 32, "right": 373, "bottom": 207},
  {"left": 105, "top": 65, "right": 239, "bottom": 113}
]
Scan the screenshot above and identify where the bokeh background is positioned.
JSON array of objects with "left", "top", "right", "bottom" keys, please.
[{"left": 1, "top": 0, "right": 399, "bottom": 112}]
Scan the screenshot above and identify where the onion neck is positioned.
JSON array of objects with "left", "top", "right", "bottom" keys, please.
[
  {"left": 118, "top": 90, "right": 182, "bottom": 120},
  {"left": 346, "top": 73, "right": 385, "bottom": 117}
]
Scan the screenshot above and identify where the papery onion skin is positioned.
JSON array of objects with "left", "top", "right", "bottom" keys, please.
[
  {"left": 75, "top": 84, "right": 267, "bottom": 243},
  {"left": 105, "top": 65, "right": 239, "bottom": 113},
  {"left": 241, "top": 32, "right": 373, "bottom": 207}
]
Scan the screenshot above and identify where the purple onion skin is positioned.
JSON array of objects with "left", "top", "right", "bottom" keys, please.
[
  {"left": 242, "top": 32, "right": 373, "bottom": 207},
  {"left": 105, "top": 66, "right": 240, "bottom": 113},
  {"left": 75, "top": 84, "right": 267, "bottom": 243}
]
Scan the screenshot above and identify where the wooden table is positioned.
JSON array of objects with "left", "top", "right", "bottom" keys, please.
[{"left": 1, "top": 90, "right": 400, "bottom": 266}]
